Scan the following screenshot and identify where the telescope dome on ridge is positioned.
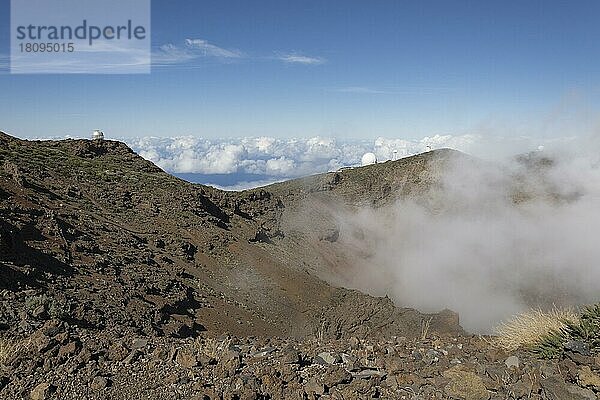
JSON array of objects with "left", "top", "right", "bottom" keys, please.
[
  {"left": 361, "top": 152, "right": 377, "bottom": 166},
  {"left": 92, "top": 130, "right": 104, "bottom": 141}
]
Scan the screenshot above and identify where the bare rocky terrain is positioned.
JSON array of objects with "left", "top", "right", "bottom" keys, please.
[{"left": 1, "top": 131, "right": 600, "bottom": 399}]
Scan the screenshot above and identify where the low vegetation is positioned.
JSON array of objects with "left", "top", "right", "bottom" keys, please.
[
  {"left": 494, "top": 307, "right": 579, "bottom": 351},
  {"left": 533, "top": 304, "right": 600, "bottom": 358},
  {"left": 495, "top": 304, "right": 600, "bottom": 359}
]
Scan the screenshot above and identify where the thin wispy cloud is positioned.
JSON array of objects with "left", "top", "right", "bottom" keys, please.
[
  {"left": 153, "top": 40, "right": 326, "bottom": 69},
  {"left": 152, "top": 43, "right": 198, "bottom": 65},
  {"left": 3, "top": 40, "right": 151, "bottom": 74},
  {"left": 152, "top": 38, "right": 244, "bottom": 69},
  {"left": 0, "top": 39, "right": 326, "bottom": 71},
  {"left": 9, "top": 54, "right": 151, "bottom": 74},
  {"left": 277, "top": 53, "right": 326, "bottom": 65},
  {"left": 185, "top": 39, "right": 243, "bottom": 59}
]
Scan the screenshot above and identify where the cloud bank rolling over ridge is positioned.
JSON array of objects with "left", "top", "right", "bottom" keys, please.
[
  {"left": 333, "top": 145, "right": 600, "bottom": 332},
  {"left": 127, "top": 134, "right": 577, "bottom": 189}
]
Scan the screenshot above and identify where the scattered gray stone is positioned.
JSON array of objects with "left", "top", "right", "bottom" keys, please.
[
  {"left": 565, "top": 340, "right": 591, "bottom": 356},
  {"left": 90, "top": 376, "right": 109, "bottom": 391},
  {"left": 315, "top": 351, "right": 340, "bottom": 365},
  {"left": 352, "top": 369, "right": 387, "bottom": 379},
  {"left": 250, "top": 347, "right": 277, "bottom": 358},
  {"left": 123, "top": 349, "right": 141, "bottom": 365},
  {"left": 341, "top": 353, "right": 354, "bottom": 364},
  {"left": 424, "top": 349, "right": 440, "bottom": 364},
  {"left": 32, "top": 305, "right": 47, "bottom": 319},
  {"left": 132, "top": 338, "right": 148, "bottom": 350},
  {"left": 412, "top": 350, "right": 423, "bottom": 361},
  {"left": 505, "top": 355, "right": 520, "bottom": 369}
]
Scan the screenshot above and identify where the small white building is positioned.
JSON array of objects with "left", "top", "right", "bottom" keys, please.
[{"left": 92, "top": 130, "right": 104, "bottom": 141}]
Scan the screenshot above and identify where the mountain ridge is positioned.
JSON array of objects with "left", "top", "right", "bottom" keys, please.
[{"left": 0, "top": 131, "right": 462, "bottom": 340}]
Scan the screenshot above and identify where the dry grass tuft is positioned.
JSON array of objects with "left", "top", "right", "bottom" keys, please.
[
  {"left": 420, "top": 317, "right": 433, "bottom": 340},
  {"left": 494, "top": 307, "right": 579, "bottom": 351}
]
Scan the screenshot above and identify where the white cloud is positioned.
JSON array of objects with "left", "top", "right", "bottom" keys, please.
[
  {"left": 266, "top": 156, "right": 296, "bottom": 175},
  {"left": 152, "top": 43, "right": 198, "bottom": 65},
  {"left": 185, "top": 39, "right": 243, "bottom": 58},
  {"left": 207, "top": 178, "right": 288, "bottom": 192},
  {"left": 153, "top": 41, "right": 324, "bottom": 68},
  {"left": 277, "top": 53, "right": 325, "bottom": 65},
  {"left": 127, "top": 134, "right": 572, "bottom": 188},
  {"left": 153, "top": 39, "right": 243, "bottom": 67},
  {"left": 138, "top": 137, "right": 246, "bottom": 174}
]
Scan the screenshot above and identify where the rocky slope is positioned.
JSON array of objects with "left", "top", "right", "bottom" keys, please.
[
  {"left": 0, "top": 132, "right": 460, "bottom": 339},
  {"left": 1, "top": 131, "right": 599, "bottom": 399}
]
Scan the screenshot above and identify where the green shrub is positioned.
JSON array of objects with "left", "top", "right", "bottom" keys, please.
[{"left": 532, "top": 304, "right": 600, "bottom": 358}]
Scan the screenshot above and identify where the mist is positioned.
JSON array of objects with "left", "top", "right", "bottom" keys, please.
[{"left": 332, "top": 143, "right": 600, "bottom": 333}]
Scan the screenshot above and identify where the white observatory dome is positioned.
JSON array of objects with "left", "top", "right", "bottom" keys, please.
[
  {"left": 92, "top": 130, "right": 104, "bottom": 141},
  {"left": 361, "top": 152, "right": 377, "bottom": 166}
]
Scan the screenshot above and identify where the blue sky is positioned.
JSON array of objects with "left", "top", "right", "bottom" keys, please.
[{"left": 0, "top": 0, "right": 599, "bottom": 140}]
